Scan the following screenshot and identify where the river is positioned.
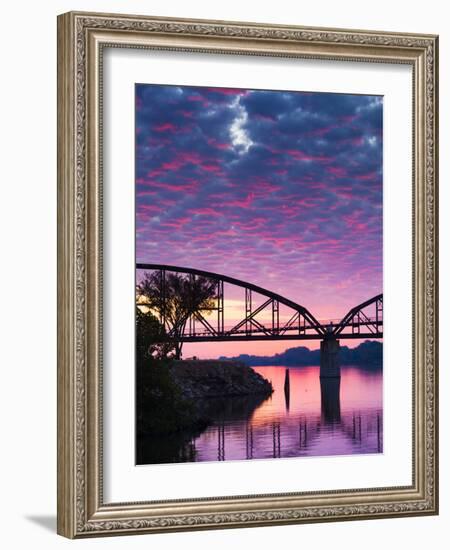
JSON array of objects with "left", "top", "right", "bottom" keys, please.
[{"left": 137, "top": 364, "right": 383, "bottom": 464}]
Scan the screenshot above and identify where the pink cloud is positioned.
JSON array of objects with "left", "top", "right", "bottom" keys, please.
[
  {"left": 136, "top": 190, "right": 158, "bottom": 198},
  {"left": 254, "top": 113, "right": 276, "bottom": 122},
  {"left": 249, "top": 179, "right": 282, "bottom": 194},
  {"left": 138, "top": 204, "right": 163, "bottom": 213},
  {"left": 355, "top": 171, "right": 378, "bottom": 181},
  {"left": 160, "top": 160, "right": 184, "bottom": 171},
  {"left": 154, "top": 123, "right": 176, "bottom": 132},
  {"left": 213, "top": 228, "right": 239, "bottom": 237},
  {"left": 177, "top": 109, "right": 194, "bottom": 118},
  {"left": 342, "top": 210, "right": 367, "bottom": 232},
  {"left": 205, "top": 87, "right": 249, "bottom": 96},
  {"left": 207, "top": 138, "right": 231, "bottom": 150},
  {"left": 190, "top": 207, "right": 222, "bottom": 217},
  {"left": 149, "top": 180, "right": 199, "bottom": 192},
  {"left": 263, "top": 236, "right": 291, "bottom": 247},
  {"left": 327, "top": 166, "right": 347, "bottom": 177},
  {"left": 190, "top": 235, "right": 213, "bottom": 242},
  {"left": 307, "top": 124, "right": 336, "bottom": 137},
  {"left": 232, "top": 217, "right": 267, "bottom": 230},
  {"left": 187, "top": 95, "right": 209, "bottom": 107},
  {"left": 266, "top": 158, "right": 280, "bottom": 166},
  {"left": 308, "top": 182, "right": 327, "bottom": 190},
  {"left": 354, "top": 222, "right": 368, "bottom": 231},
  {"left": 145, "top": 169, "right": 163, "bottom": 178},
  {"left": 159, "top": 217, "right": 191, "bottom": 229},
  {"left": 340, "top": 114, "right": 357, "bottom": 123},
  {"left": 180, "top": 152, "right": 203, "bottom": 164},
  {"left": 148, "top": 152, "right": 205, "bottom": 176},
  {"left": 335, "top": 186, "right": 354, "bottom": 200},
  {"left": 201, "top": 163, "right": 222, "bottom": 173},
  {"left": 158, "top": 198, "right": 177, "bottom": 207},
  {"left": 226, "top": 193, "right": 255, "bottom": 208},
  {"left": 352, "top": 137, "right": 364, "bottom": 146},
  {"left": 145, "top": 136, "right": 171, "bottom": 147},
  {"left": 287, "top": 149, "right": 332, "bottom": 163}
]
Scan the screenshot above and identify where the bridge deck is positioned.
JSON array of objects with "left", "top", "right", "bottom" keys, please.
[{"left": 179, "top": 332, "right": 383, "bottom": 343}]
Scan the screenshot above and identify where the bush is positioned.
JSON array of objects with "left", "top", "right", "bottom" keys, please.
[{"left": 136, "top": 357, "right": 200, "bottom": 435}]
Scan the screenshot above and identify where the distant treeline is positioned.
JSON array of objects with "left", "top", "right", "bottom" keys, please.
[{"left": 219, "top": 340, "right": 382, "bottom": 369}]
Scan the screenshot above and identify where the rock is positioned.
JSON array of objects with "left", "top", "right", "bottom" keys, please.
[{"left": 169, "top": 359, "right": 273, "bottom": 399}]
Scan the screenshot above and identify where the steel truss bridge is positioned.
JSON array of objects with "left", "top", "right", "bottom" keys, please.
[{"left": 136, "top": 264, "right": 383, "bottom": 343}]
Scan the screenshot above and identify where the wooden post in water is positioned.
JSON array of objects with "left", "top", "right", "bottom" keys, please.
[
  {"left": 284, "top": 368, "right": 290, "bottom": 394},
  {"left": 284, "top": 368, "right": 290, "bottom": 411},
  {"left": 284, "top": 369, "right": 291, "bottom": 412}
]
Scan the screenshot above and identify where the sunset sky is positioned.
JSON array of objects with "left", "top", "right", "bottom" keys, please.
[{"left": 135, "top": 84, "right": 383, "bottom": 357}]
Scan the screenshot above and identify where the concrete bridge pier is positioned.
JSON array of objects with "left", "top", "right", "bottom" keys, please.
[{"left": 320, "top": 338, "right": 341, "bottom": 378}]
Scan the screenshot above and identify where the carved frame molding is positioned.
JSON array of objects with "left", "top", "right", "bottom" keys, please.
[{"left": 57, "top": 11, "right": 438, "bottom": 538}]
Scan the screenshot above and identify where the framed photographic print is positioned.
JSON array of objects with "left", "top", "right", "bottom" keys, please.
[{"left": 57, "top": 11, "right": 439, "bottom": 538}]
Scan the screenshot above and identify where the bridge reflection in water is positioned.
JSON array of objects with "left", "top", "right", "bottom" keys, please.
[
  {"left": 212, "top": 372, "right": 381, "bottom": 462},
  {"left": 136, "top": 365, "right": 383, "bottom": 464}
]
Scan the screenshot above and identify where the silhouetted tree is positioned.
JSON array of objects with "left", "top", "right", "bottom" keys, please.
[
  {"left": 136, "top": 307, "right": 176, "bottom": 361},
  {"left": 137, "top": 271, "right": 217, "bottom": 359}
]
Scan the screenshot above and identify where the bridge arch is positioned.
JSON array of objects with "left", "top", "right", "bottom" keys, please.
[
  {"left": 136, "top": 263, "right": 326, "bottom": 341},
  {"left": 332, "top": 294, "right": 383, "bottom": 338}
]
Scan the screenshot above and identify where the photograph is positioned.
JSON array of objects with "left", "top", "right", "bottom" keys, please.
[{"left": 134, "top": 83, "right": 384, "bottom": 465}]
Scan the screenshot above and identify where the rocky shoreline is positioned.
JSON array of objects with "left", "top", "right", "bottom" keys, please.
[
  {"left": 169, "top": 359, "right": 274, "bottom": 400},
  {"left": 136, "top": 359, "right": 274, "bottom": 464}
]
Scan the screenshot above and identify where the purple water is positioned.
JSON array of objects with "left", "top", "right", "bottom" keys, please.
[{"left": 188, "top": 365, "right": 382, "bottom": 462}]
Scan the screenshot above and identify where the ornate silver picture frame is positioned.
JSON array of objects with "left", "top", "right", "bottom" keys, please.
[{"left": 57, "top": 11, "right": 438, "bottom": 538}]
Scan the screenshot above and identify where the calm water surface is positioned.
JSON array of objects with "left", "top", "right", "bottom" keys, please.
[
  {"left": 190, "top": 365, "right": 382, "bottom": 462},
  {"left": 138, "top": 365, "right": 382, "bottom": 464}
]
